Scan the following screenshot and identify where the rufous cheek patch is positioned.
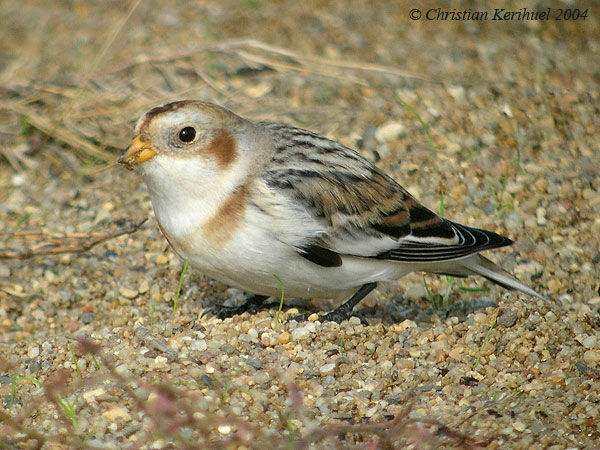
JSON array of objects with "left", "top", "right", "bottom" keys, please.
[{"left": 205, "top": 131, "right": 237, "bottom": 170}]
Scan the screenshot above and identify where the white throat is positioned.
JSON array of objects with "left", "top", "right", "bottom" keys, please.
[{"left": 140, "top": 155, "right": 241, "bottom": 237}]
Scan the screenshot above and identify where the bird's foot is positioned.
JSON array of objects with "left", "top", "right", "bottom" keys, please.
[
  {"left": 291, "top": 282, "right": 376, "bottom": 324},
  {"left": 290, "top": 308, "right": 368, "bottom": 325},
  {"left": 202, "top": 294, "right": 269, "bottom": 320}
]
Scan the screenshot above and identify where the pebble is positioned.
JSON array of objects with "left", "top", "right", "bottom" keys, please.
[
  {"left": 536, "top": 207, "right": 547, "bottom": 226},
  {"left": 498, "top": 309, "right": 518, "bottom": 328},
  {"left": 534, "top": 178, "right": 549, "bottom": 193},
  {"left": 375, "top": 121, "right": 406, "bottom": 143},
  {"left": 513, "top": 421, "right": 526, "bottom": 432},
  {"left": 83, "top": 387, "right": 106, "bottom": 404},
  {"left": 583, "top": 350, "right": 600, "bottom": 366},
  {"left": 397, "top": 320, "right": 417, "bottom": 331},
  {"left": 220, "top": 343, "right": 236, "bottom": 354},
  {"left": 138, "top": 280, "right": 149, "bottom": 294},
  {"left": 291, "top": 327, "right": 310, "bottom": 340},
  {"left": 102, "top": 406, "right": 131, "bottom": 422},
  {"left": 320, "top": 363, "right": 336, "bottom": 376},
  {"left": 151, "top": 356, "right": 168, "bottom": 369},
  {"left": 253, "top": 371, "right": 271, "bottom": 385},
  {"left": 404, "top": 283, "right": 426, "bottom": 300},
  {"left": 582, "top": 335, "right": 597, "bottom": 349},
  {"left": 115, "top": 364, "right": 132, "bottom": 377},
  {"left": 27, "top": 346, "right": 40, "bottom": 358},
  {"left": 446, "top": 85, "right": 466, "bottom": 101},
  {"left": 217, "top": 424, "right": 231, "bottom": 435},
  {"left": 277, "top": 332, "right": 290, "bottom": 345},
  {"left": 119, "top": 287, "right": 138, "bottom": 299},
  {"left": 304, "top": 321, "right": 317, "bottom": 333},
  {"left": 190, "top": 339, "right": 207, "bottom": 351},
  {"left": 246, "top": 358, "right": 262, "bottom": 370},
  {"left": 81, "top": 311, "right": 94, "bottom": 324},
  {"left": 155, "top": 254, "right": 169, "bottom": 265}
]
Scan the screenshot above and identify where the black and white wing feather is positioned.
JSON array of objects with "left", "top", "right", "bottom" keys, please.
[{"left": 260, "top": 122, "right": 546, "bottom": 300}]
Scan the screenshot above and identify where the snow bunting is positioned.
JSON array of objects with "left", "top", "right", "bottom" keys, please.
[{"left": 119, "top": 100, "right": 546, "bottom": 322}]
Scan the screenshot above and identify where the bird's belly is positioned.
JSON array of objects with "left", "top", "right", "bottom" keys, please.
[
  {"left": 155, "top": 208, "right": 408, "bottom": 301},
  {"left": 179, "top": 230, "right": 405, "bottom": 301}
]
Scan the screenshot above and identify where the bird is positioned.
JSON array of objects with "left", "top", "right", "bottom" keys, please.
[{"left": 118, "top": 100, "right": 546, "bottom": 323}]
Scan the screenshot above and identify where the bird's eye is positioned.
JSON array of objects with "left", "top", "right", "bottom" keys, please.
[{"left": 178, "top": 126, "right": 196, "bottom": 143}]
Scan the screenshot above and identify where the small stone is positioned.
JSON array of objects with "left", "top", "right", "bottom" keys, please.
[
  {"left": 348, "top": 317, "right": 361, "bottom": 326},
  {"left": 277, "top": 332, "right": 290, "bottom": 345},
  {"left": 115, "top": 364, "right": 131, "bottom": 377},
  {"left": 375, "top": 121, "right": 406, "bottom": 143},
  {"left": 155, "top": 254, "right": 169, "bottom": 265},
  {"left": 536, "top": 207, "right": 547, "bottom": 226},
  {"left": 308, "top": 313, "right": 319, "bottom": 322},
  {"left": 320, "top": 363, "right": 336, "bottom": 376},
  {"left": 247, "top": 328, "right": 258, "bottom": 339},
  {"left": 102, "top": 406, "right": 131, "bottom": 422},
  {"left": 81, "top": 311, "right": 94, "bottom": 325},
  {"left": 498, "top": 309, "right": 518, "bottom": 328},
  {"left": 138, "top": 280, "right": 150, "bottom": 294},
  {"left": 119, "top": 287, "right": 138, "bottom": 299},
  {"left": 133, "top": 386, "right": 150, "bottom": 401},
  {"left": 217, "top": 425, "right": 231, "bottom": 435},
  {"left": 446, "top": 85, "right": 466, "bottom": 101},
  {"left": 547, "top": 279, "right": 561, "bottom": 293},
  {"left": 83, "top": 387, "right": 106, "bottom": 403},
  {"left": 253, "top": 371, "right": 270, "bottom": 385},
  {"left": 190, "top": 339, "right": 207, "bottom": 351},
  {"left": 11, "top": 174, "right": 27, "bottom": 187},
  {"left": 500, "top": 104, "right": 513, "bottom": 118},
  {"left": 582, "top": 336, "right": 597, "bottom": 349},
  {"left": 397, "top": 320, "right": 417, "bottom": 331},
  {"left": 513, "top": 421, "right": 526, "bottom": 432},
  {"left": 291, "top": 327, "right": 310, "bottom": 340},
  {"left": 27, "top": 346, "right": 40, "bottom": 358},
  {"left": 583, "top": 350, "right": 600, "bottom": 366},
  {"left": 404, "top": 283, "right": 426, "bottom": 300},
  {"left": 246, "top": 358, "right": 262, "bottom": 370},
  {"left": 220, "top": 343, "right": 236, "bottom": 354},
  {"left": 260, "top": 333, "right": 272, "bottom": 347},
  {"left": 304, "top": 321, "right": 317, "bottom": 333},
  {"left": 448, "top": 347, "right": 463, "bottom": 361},
  {"left": 534, "top": 178, "right": 549, "bottom": 193},
  {"left": 151, "top": 356, "right": 168, "bottom": 369},
  {"left": 396, "top": 358, "right": 415, "bottom": 369}
]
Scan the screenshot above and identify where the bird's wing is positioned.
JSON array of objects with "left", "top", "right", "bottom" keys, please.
[{"left": 259, "top": 122, "right": 512, "bottom": 265}]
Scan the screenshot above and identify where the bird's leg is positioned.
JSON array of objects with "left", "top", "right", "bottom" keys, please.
[
  {"left": 203, "top": 294, "right": 269, "bottom": 320},
  {"left": 293, "top": 282, "right": 378, "bottom": 324}
]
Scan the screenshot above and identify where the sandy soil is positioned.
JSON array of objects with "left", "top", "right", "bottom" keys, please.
[{"left": 1, "top": 1, "right": 599, "bottom": 448}]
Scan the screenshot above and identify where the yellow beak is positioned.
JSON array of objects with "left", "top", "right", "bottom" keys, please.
[{"left": 118, "top": 134, "right": 157, "bottom": 170}]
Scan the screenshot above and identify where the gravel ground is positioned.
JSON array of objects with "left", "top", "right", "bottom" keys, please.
[{"left": 1, "top": 1, "right": 599, "bottom": 448}]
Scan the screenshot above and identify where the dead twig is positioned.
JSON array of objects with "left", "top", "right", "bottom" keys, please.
[
  {"left": 1, "top": 101, "right": 116, "bottom": 161},
  {"left": 0, "top": 218, "right": 147, "bottom": 260},
  {"left": 101, "top": 38, "right": 433, "bottom": 83}
]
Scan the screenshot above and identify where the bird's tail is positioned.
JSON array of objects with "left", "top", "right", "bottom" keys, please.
[{"left": 456, "top": 254, "right": 547, "bottom": 300}]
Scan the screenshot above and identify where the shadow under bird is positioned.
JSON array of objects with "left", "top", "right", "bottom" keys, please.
[{"left": 119, "top": 100, "right": 546, "bottom": 322}]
